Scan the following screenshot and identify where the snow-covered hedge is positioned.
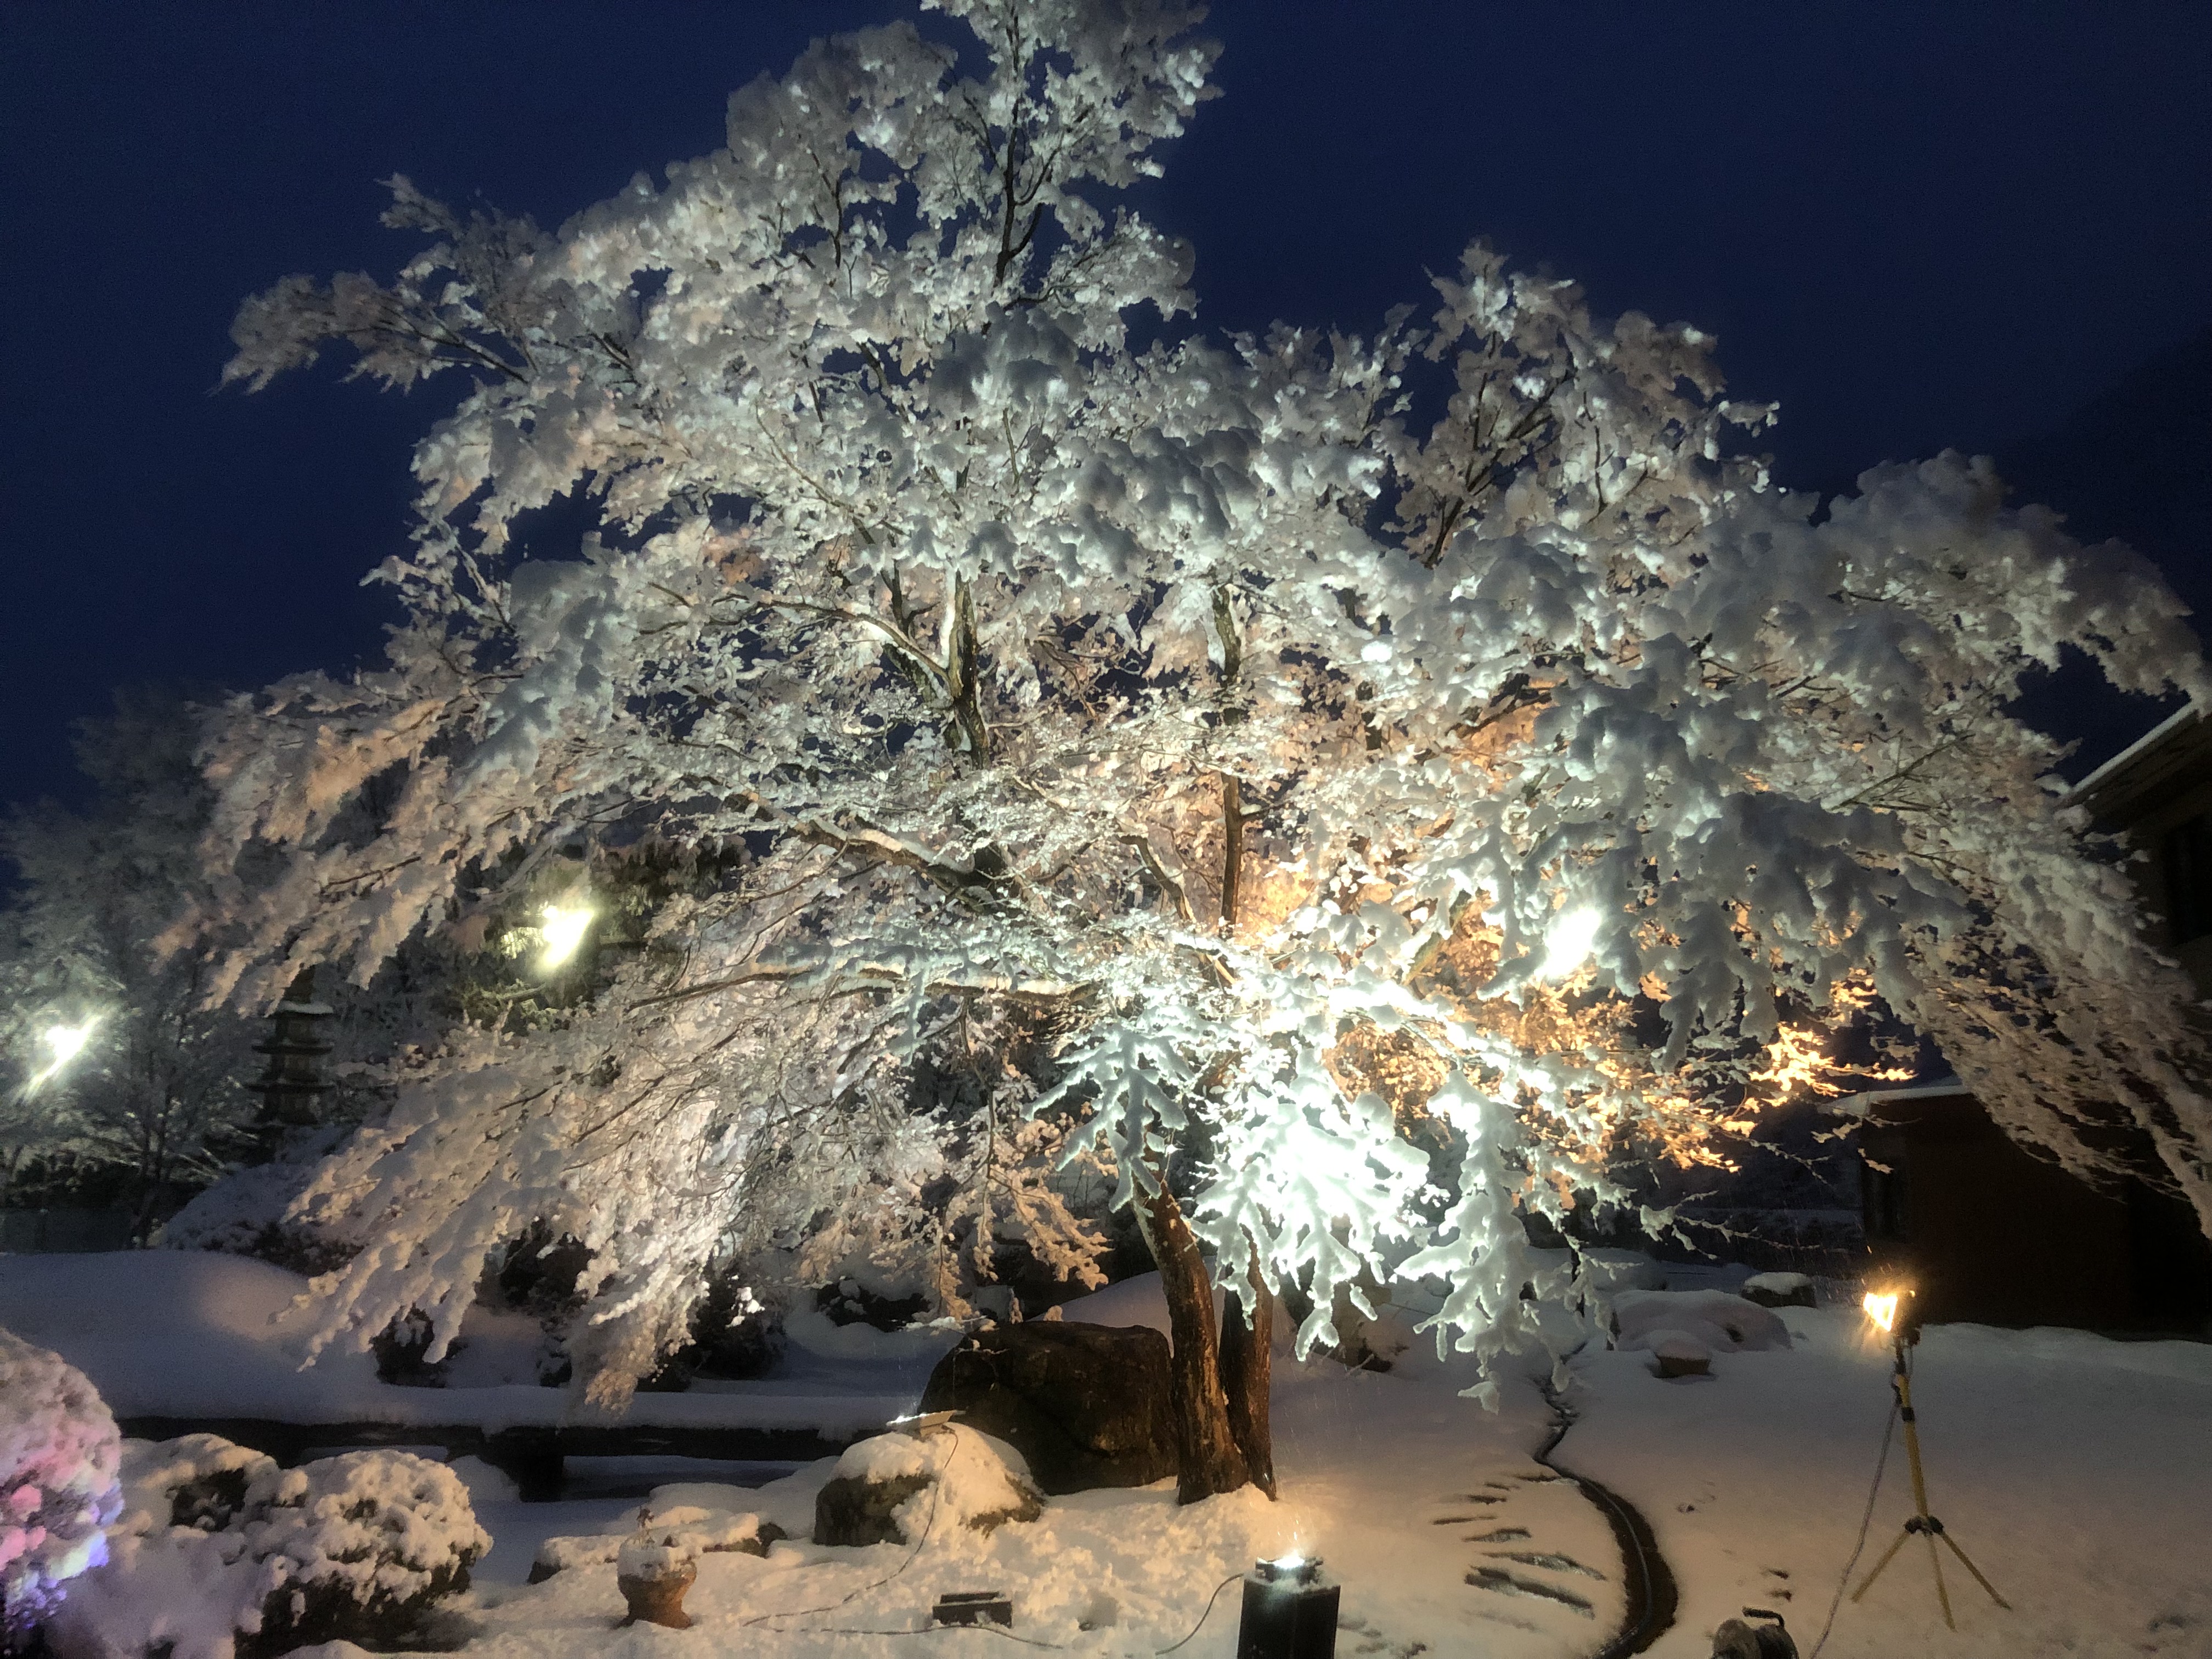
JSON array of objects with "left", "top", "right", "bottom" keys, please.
[
  {"left": 156, "top": 1130, "right": 362, "bottom": 1277},
  {"left": 0, "top": 1327, "right": 123, "bottom": 1645},
  {"left": 48, "top": 1440, "right": 488, "bottom": 1659}
]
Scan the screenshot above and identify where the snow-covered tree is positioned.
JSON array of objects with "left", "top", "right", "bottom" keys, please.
[
  {"left": 194, "top": 0, "right": 2210, "bottom": 1500},
  {"left": 1, "top": 695, "right": 263, "bottom": 1230}
]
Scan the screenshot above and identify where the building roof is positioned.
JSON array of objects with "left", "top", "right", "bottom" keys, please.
[
  {"left": 2062, "top": 699, "right": 2209, "bottom": 829},
  {"left": 1824, "top": 1076, "right": 1968, "bottom": 1119}
]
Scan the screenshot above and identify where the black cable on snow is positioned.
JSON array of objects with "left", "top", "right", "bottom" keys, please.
[{"left": 1534, "top": 1379, "right": 1680, "bottom": 1658}]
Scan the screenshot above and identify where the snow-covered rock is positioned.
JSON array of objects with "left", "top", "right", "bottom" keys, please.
[
  {"left": 1738, "top": 1271, "right": 1816, "bottom": 1308},
  {"left": 1610, "top": 1290, "right": 1790, "bottom": 1357},
  {"left": 1645, "top": 1329, "right": 1714, "bottom": 1378},
  {"left": 531, "top": 1502, "right": 776, "bottom": 1582},
  {"left": 0, "top": 1327, "right": 123, "bottom": 1643},
  {"left": 918, "top": 1320, "right": 1177, "bottom": 1493},
  {"left": 814, "top": 1427, "right": 1043, "bottom": 1546}
]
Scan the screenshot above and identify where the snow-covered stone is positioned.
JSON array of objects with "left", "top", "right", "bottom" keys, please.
[
  {"left": 1610, "top": 1290, "right": 1791, "bottom": 1358},
  {"left": 918, "top": 1321, "right": 1176, "bottom": 1493},
  {"left": 814, "top": 1428, "right": 1042, "bottom": 1547},
  {"left": 1738, "top": 1272, "right": 1816, "bottom": 1309},
  {"left": 1644, "top": 1330, "right": 1714, "bottom": 1378}
]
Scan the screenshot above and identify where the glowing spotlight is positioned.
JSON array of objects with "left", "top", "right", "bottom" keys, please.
[
  {"left": 27, "top": 1019, "right": 98, "bottom": 1091},
  {"left": 1862, "top": 1290, "right": 1900, "bottom": 1335},
  {"left": 1540, "top": 906, "right": 1602, "bottom": 979},
  {"left": 537, "top": 903, "right": 595, "bottom": 973}
]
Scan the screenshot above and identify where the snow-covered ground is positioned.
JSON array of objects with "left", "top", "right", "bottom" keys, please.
[
  {"left": 5, "top": 1251, "right": 2208, "bottom": 1657},
  {"left": 1563, "top": 1305, "right": 2212, "bottom": 1658},
  {"left": 445, "top": 1274, "right": 1617, "bottom": 1659},
  {"left": 0, "top": 1252, "right": 940, "bottom": 1436}
]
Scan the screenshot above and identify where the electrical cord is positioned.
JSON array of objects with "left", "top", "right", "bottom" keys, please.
[
  {"left": 799, "top": 1578, "right": 1242, "bottom": 1655},
  {"left": 735, "top": 1425, "right": 968, "bottom": 1628},
  {"left": 1806, "top": 1380, "right": 1901, "bottom": 1659},
  {"left": 1153, "top": 1572, "right": 1246, "bottom": 1654}
]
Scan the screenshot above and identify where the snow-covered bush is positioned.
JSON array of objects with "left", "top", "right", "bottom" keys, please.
[
  {"left": 0, "top": 1329, "right": 122, "bottom": 1646},
  {"left": 156, "top": 1130, "right": 363, "bottom": 1277},
  {"left": 49, "top": 1441, "right": 487, "bottom": 1659},
  {"left": 111, "top": 1436, "right": 277, "bottom": 1540}
]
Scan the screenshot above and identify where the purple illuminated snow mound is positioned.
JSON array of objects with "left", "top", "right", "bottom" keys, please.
[{"left": 0, "top": 1326, "right": 124, "bottom": 1641}]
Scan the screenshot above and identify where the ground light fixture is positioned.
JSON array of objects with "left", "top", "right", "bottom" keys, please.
[
  {"left": 1239, "top": 1553, "right": 1338, "bottom": 1659},
  {"left": 1850, "top": 1285, "right": 2010, "bottom": 1630}
]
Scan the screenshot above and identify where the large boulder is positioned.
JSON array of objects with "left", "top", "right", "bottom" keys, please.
[
  {"left": 918, "top": 1322, "right": 1176, "bottom": 1494},
  {"left": 813, "top": 1429, "right": 1041, "bottom": 1547},
  {"left": 1610, "top": 1289, "right": 1791, "bottom": 1358}
]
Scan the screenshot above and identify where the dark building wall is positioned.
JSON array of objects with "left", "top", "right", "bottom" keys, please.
[{"left": 1859, "top": 1091, "right": 2211, "bottom": 1335}]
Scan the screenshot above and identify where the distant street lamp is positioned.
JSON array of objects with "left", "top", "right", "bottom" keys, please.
[
  {"left": 537, "top": 903, "right": 595, "bottom": 974},
  {"left": 26, "top": 1019, "right": 98, "bottom": 1092}
]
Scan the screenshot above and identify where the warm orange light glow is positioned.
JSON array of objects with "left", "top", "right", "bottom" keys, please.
[{"left": 1863, "top": 1290, "right": 1900, "bottom": 1334}]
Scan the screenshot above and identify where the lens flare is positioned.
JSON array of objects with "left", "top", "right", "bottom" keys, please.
[
  {"left": 1541, "top": 907, "right": 1602, "bottom": 979},
  {"left": 1863, "top": 1290, "right": 1900, "bottom": 1334},
  {"left": 26, "top": 1019, "right": 98, "bottom": 1091},
  {"left": 537, "top": 904, "right": 595, "bottom": 972}
]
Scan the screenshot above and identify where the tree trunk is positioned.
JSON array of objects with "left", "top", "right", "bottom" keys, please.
[
  {"left": 1220, "top": 1265, "right": 1277, "bottom": 1497},
  {"left": 1134, "top": 1182, "right": 1248, "bottom": 1504}
]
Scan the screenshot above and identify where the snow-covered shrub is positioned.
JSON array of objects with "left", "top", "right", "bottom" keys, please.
[
  {"left": 157, "top": 1131, "right": 362, "bottom": 1277},
  {"left": 112, "top": 1436, "right": 278, "bottom": 1539},
  {"left": 234, "top": 1452, "right": 486, "bottom": 1656},
  {"left": 0, "top": 1329, "right": 122, "bottom": 1646},
  {"left": 48, "top": 1442, "right": 487, "bottom": 1659}
]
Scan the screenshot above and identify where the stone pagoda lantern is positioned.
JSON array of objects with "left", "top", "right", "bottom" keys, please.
[{"left": 249, "top": 966, "right": 334, "bottom": 1130}]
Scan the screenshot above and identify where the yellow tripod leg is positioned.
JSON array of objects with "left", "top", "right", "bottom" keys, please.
[
  {"left": 1925, "top": 1526, "right": 1955, "bottom": 1629},
  {"left": 1937, "top": 1527, "right": 2011, "bottom": 1610},
  {"left": 1852, "top": 1527, "right": 1913, "bottom": 1602}
]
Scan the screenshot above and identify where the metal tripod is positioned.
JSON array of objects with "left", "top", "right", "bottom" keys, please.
[{"left": 1850, "top": 1336, "right": 2009, "bottom": 1630}]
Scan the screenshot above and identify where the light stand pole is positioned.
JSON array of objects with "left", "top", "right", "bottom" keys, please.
[{"left": 1850, "top": 1305, "right": 2008, "bottom": 1630}]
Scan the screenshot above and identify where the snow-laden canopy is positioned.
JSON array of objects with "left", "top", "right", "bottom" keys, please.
[{"left": 191, "top": 0, "right": 2209, "bottom": 1423}]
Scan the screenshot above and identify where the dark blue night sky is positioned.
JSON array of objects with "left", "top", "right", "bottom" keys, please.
[{"left": 4, "top": 2, "right": 2207, "bottom": 809}]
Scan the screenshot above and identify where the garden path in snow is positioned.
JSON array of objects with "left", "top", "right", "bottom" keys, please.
[{"left": 1559, "top": 1303, "right": 2212, "bottom": 1658}]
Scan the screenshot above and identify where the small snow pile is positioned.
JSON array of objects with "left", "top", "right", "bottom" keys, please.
[
  {"left": 816, "top": 1427, "right": 1043, "bottom": 1546},
  {"left": 0, "top": 1328, "right": 123, "bottom": 1644},
  {"left": 1611, "top": 1289, "right": 1791, "bottom": 1358},
  {"left": 48, "top": 1441, "right": 487, "bottom": 1659}
]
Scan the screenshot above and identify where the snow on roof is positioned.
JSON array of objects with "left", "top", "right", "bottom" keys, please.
[
  {"left": 2062, "top": 698, "right": 2202, "bottom": 809},
  {"left": 1824, "top": 1075, "right": 1968, "bottom": 1118}
]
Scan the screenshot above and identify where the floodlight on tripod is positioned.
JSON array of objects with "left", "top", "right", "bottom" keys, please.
[{"left": 1849, "top": 1285, "right": 2009, "bottom": 1632}]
